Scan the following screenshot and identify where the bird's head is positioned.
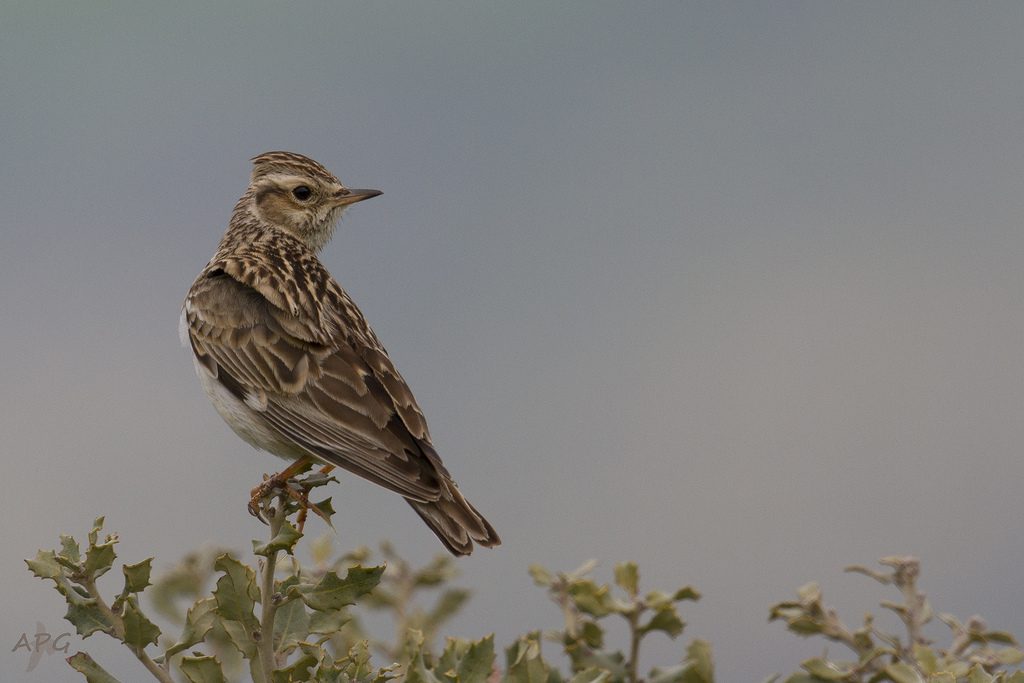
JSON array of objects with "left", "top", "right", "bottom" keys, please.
[{"left": 247, "top": 151, "right": 381, "bottom": 251}]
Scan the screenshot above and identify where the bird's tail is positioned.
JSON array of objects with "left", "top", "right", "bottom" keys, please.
[{"left": 407, "top": 482, "right": 501, "bottom": 556}]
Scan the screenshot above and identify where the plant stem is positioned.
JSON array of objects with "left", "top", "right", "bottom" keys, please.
[
  {"left": 391, "top": 573, "right": 411, "bottom": 661},
  {"left": 892, "top": 558, "right": 926, "bottom": 662},
  {"left": 257, "top": 495, "right": 287, "bottom": 683},
  {"left": 627, "top": 604, "right": 641, "bottom": 683},
  {"left": 82, "top": 577, "right": 174, "bottom": 683}
]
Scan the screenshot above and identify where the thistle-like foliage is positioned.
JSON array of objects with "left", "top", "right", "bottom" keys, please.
[
  {"left": 28, "top": 495, "right": 1024, "bottom": 683},
  {"left": 769, "top": 556, "right": 1024, "bottom": 682},
  {"left": 528, "top": 560, "right": 709, "bottom": 683}
]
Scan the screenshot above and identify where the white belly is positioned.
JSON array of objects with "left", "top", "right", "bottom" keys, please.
[{"left": 195, "top": 357, "right": 307, "bottom": 462}]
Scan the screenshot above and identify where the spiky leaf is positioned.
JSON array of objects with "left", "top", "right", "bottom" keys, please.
[
  {"left": 219, "top": 619, "right": 258, "bottom": 660},
  {"left": 308, "top": 608, "right": 352, "bottom": 635},
  {"left": 528, "top": 565, "right": 553, "bottom": 587},
  {"left": 165, "top": 597, "right": 219, "bottom": 658},
  {"left": 299, "top": 565, "right": 383, "bottom": 612},
  {"left": 405, "top": 630, "right": 445, "bottom": 683},
  {"left": 83, "top": 529, "right": 117, "bottom": 580},
  {"left": 272, "top": 649, "right": 317, "bottom": 683},
  {"left": 181, "top": 654, "right": 228, "bottom": 683},
  {"left": 60, "top": 535, "right": 82, "bottom": 564},
  {"left": 212, "top": 554, "right": 259, "bottom": 625},
  {"left": 67, "top": 651, "right": 122, "bottom": 683},
  {"left": 253, "top": 520, "right": 303, "bottom": 557},
  {"left": 967, "top": 664, "right": 996, "bottom": 683},
  {"left": 641, "top": 606, "right": 685, "bottom": 639},
  {"left": 567, "top": 580, "right": 612, "bottom": 617},
  {"left": 120, "top": 597, "right": 161, "bottom": 652},
  {"left": 212, "top": 553, "right": 260, "bottom": 660},
  {"left": 613, "top": 563, "right": 639, "bottom": 597},
  {"left": 456, "top": 634, "right": 495, "bottom": 683},
  {"left": 273, "top": 593, "right": 310, "bottom": 655},
  {"left": 122, "top": 558, "right": 153, "bottom": 594},
  {"left": 26, "top": 550, "right": 62, "bottom": 581},
  {"left": 505, "top": 634, "right": 560, "bottom": 683},
  {"left": 65, "top": 600, "right": 115, "bottom": 638},
  {"left": 684, "top": 639, "right": 714, "bottom": 682}
]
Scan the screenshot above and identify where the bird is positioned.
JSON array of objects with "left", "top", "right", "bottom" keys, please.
[{"left": 181, "top": 151, "right": 500, "bottom": 555}]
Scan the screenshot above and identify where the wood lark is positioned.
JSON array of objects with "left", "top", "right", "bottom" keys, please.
[{"left": 181, "top": 151, "right": 500, "bottom": 555}]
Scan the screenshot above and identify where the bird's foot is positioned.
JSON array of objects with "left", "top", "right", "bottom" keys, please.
[{"left": 248, "top": 458, "right": 337, "bottom": 531}]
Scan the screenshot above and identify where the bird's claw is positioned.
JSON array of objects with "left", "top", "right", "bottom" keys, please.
[
  {"left": 249, "top": 474, "right": 278, "bottom": 523},
  {"left": 247, "top": 464, "right": 333, "bottom": 531}
]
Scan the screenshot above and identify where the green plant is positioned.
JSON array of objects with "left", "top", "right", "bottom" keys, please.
[
  {"left": 26, "top": 471, "right": 711, "bottom": 683},
  {"left": 769, "top": 556, "right": 1024, "bottom": 683},
  {"left": 27, "top": 473, "right": 394, "bottom": 682},
  {"left": 26, "top": 471, "right": 1024, "bottom": 683},
  {"left": 528, "top": 560, "right": 709, "bottom": 683}
]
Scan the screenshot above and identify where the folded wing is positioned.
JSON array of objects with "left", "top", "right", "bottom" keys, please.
[{"left": 184, "top": 267, "right": 445, "bottom": 503}]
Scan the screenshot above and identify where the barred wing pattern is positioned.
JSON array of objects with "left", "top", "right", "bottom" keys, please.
[{"left": 183, "top": 246, "right": 499, "bottom": 555}]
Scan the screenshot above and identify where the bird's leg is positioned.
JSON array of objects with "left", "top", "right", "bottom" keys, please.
[
  {"left": 248, "top": 456, "right": 315, "bottom": 521},
  {"left": 294, "top": 464, "right": 338, "bottom": 531}
]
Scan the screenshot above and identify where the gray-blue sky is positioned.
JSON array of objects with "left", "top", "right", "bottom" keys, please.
[{"left": 4, "top": 2, "right": 1024, "bottom": 680}]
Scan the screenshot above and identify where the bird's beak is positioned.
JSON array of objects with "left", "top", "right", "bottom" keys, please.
[{"left": 332, "top": 188, "right": 382, "bottom": 207}]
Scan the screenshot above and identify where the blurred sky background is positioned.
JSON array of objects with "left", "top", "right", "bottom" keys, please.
[{"left": 3, "top": 2, "right": 1024, "bottom": 680}]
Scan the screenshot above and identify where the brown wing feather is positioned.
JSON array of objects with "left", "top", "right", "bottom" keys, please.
[{"left": 184, "top": 269, "right": 445, "bottom": 502}]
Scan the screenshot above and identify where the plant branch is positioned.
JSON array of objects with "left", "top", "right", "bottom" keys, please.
[
  {"left": 626, "top": 604, "right": 642, "bottom": 683},
  {"left": 81, "top": 576, "right": 174, "bottom": 683},
  {"left": 257, "top": 494, "right": 287, "bottom": 683}
]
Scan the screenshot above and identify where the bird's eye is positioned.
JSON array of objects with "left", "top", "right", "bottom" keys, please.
[{"left": 292, "top": 186, "right": 312, "bottom": 201}]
